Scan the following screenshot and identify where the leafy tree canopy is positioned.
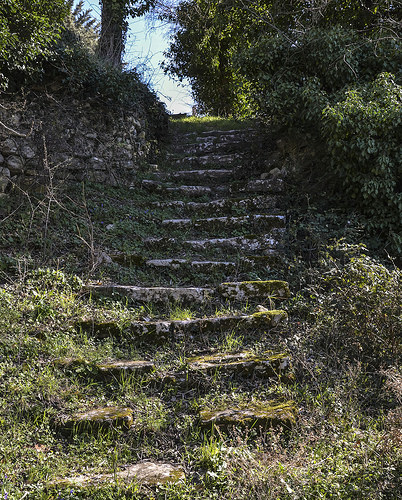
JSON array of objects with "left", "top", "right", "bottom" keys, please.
[{"left": 0, "top": 0, "right": 68, "bottom": 89}]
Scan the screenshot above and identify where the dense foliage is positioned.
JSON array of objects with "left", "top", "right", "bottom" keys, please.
[
  {"left": 0, "top": 0, "right": 68, "bottom": 89},
  {"left": 164, "top": 0, "right": 402, "bottom": 254}
]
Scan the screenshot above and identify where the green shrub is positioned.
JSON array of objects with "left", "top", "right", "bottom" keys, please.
[
  {"left": 322, "top": 73, "right": 402, "bottom": 253},
  {"left": 0, "top": 0, "right": 68, "bottom": 89},
  {"left": 308, "top": 248, "right": 401, "bottom": 365}
]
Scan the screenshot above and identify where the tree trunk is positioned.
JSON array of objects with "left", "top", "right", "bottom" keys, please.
[{"left": 98, "top": 0, "right": 126, "bottom": 67}]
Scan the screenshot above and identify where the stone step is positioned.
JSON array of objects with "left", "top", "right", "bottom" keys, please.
[
  {"left": 218, "top": 280, "right": 290, "bottom": 301},
  {"left": 48, "top": 462, "right": 185, "bottom": 490},
  {"left": 243, "top": 178, "right": 284, "bottom": 193},
  {"left": 175, "top": 128, "right": 256, "bottom": 144},
  {"left": 142, "top": 179, "right": 219, "bottom": 197},
  {"left": 54, "top": 357, "right": 154, "bottom": 378},
  {"left": 87, "top": 280, "right": 290, "bottom": 304},
  {"left": 144, "top": 258, "right": 238, "bottom": 272},
  {"left": 144, "top": 234, "right": 280, "bottom": 254},
  {"left": 161, "top": 214, "right": 286, "bottom": 232},
  {"left": 149, "top": 195, "right": 279, "bottom": 214},
  {"left": 171, "top": 139, "right": 247, "bottom": 155},
  {"left": 107, "top": 254, "right": 279, "bottom": 271},
  {"left": 142, "top": 178, "right": 283, "bottom": 197},
  {"left": 77, "top": 310, "right": 287, "bottom": 341},
  {"left": 155, "top": 169, "right": 234, "bottom": 184},
  {"left": 88, "top": 284, "right": 213, "bottom": 303},
  {"left": 187, "top": 351, "right": 292, "bottom": 379},
  {"left": 59, "top": 407, "right": 134, "bottom": 434},
  {"left": 144, "top": 256, "right": 278, "bottom": 272},
  {"left": 172, "top": 152, "right": 245, "bottom": 166},
  {"left": 199, "top": 400, "right": 297, "bottom": 429}
]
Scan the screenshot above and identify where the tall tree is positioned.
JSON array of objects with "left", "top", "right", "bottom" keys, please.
[{"left": 98, "top": 0, "right": 155, "bottom": 66}]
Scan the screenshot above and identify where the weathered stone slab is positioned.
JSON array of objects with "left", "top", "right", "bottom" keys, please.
[
  {"left": 183, "top": 235, "right": 279, "bottom": 253},
  {"left": 187, "top": 351, "right": 291, "bottom": 378},
  {"left": 244, "top": 178, "right": 284, "bottom": 194},
  {"left": 48, "top": 462, "right": 184, "bottom": 490},
  {"left": 218, "top": 281, "right": 290, "bottom": 301},
  {"left": 162, "top": 169, "right": 233, "bottom": 183},
  {"left": 142, "top": 179, "right": 213, "bottom": 196},
  {"left": 87, "top": 284, "right": 213, "bottom": 304},
  {"left": 150, "top": 195, "right": 279, "bottom": 214},
  {"left": 96, "top": 360, "right": 154, "bottom": 377},
  {"left": 199, "top": 401, "right": 297, "bottom": 429},
  {"left": 145, "top": 259, "right": 236, "bottom": 271},
  {"left": 162, "top": 214, "right": 285, "bottom": 231},
  {"left": 60, "top": 407, "right": 133, "bottom": 434},
  {"left": 174, "top": 152, "right": 244, "bottom": 166},
  {"left": 129, "top": 310, "right": 287, "bottom": 339}
]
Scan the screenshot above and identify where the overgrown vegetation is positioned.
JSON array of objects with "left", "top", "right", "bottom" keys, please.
[
  {"left": 164, "top": 0, "right": 402, "bottom": 255},
  {"left": 0, "top": 122, "right": 401, "bottom": 495}
]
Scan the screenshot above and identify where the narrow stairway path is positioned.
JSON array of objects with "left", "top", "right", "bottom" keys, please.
[{"left": 50, "top": 123, "right": 297, "bottom": 492}]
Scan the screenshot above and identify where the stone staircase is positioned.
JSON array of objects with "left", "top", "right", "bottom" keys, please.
[{"left": 49, "top": 125, "right": 296, "bottom": 493}]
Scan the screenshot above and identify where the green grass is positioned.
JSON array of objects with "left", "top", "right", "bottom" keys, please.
[{"left": 169, "top": 115, "right": 257, "bottom": 133}]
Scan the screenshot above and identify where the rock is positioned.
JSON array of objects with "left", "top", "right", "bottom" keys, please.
[
  {"left": 106, "top": 223, "right": 114, "bottom": 230},
  {"left": 96, "top": 360, "right": 154, "bottom": 377},
  {"left": 0, "top": 153, "right": 4, "bottom": 164},
  {"left": 129, "top": 310, "right": 288, "bottom": 341},
  {"left": 48, "top": 462, "right": 184, "bottom": 490},
  {"left": 0, "top": 167, "right": 10, "bottom": 193},
  {"left": 87, "top": 284, "right": 214, "bottom": 304},
  {"left": 6, "top": 155, "right": 24, "bottom": 174},
  {"left": 187, "top": 351, "right": 292, "bottom": 379},
  {"left": 60, "top": 406, "right": 134, "bottom": 434},
  {"left": 218, "top": 281, "right": 291, "bottom": 301},
  {"left": 256, "top": 305, "right": 269, "bottom": 312},
  {"left": 199, "top": 401, "right": 297, "bottom": 429},
  {"left": 20, "top": 144, "right": 35, "bottom": 159},
  {"left": 1, "top": 138, "right": 18, "bottom": 154}
]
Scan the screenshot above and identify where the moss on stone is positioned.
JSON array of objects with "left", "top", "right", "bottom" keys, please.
[
  {"left": 60, "top": 406, "right": 133, "bottom": 434},
  {"left": 218, "top": 280, "right": 290, "bottom": 300},
  {"left": 199, "top": 400, "right": 297, "bottom": 429},
  {"left": 187, "top": 351, "right": 292, "bottom": 379}
]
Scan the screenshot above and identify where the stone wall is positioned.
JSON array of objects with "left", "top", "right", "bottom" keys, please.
[{"left": 0, "top": 91, "right": 163, "bottom": 195}]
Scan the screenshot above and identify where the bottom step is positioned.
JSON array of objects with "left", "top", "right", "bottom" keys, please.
[{"left": 48, "top": 462, "right": 185, "bottom": 490}]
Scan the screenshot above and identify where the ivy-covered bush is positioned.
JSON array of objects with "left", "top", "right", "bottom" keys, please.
[
  {"left": 0, "top": 0, "right": 68, "bottom": 89},
  {"left": 322, "top": 74, "right": 402, "bottom": 253}
]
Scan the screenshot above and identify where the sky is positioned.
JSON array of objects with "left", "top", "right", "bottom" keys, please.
[{"left": 81, "top": 1, "right": 194, "bottom": 114}]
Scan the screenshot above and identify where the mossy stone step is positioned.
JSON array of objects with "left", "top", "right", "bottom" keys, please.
[
  {"left": 199, "top": 401, "right": 297, "bottom": 429},
  {"left": 59, "top": 407, "right": 133, "bottom": 434},
  {"left": 172, "top": 152, "right": 245, "bottom": 166},
  {"left": 77, "top": 310, "right": 287, "bottom": 341},
  {"left": 187, "top": 351, "right": 291, "bottom": 379},
  {"left": 54, "top": 357, "right": 154, "bottom": 378},
  {"left": 171, "top": 139, "right": 247, "bottom": 155},
  {"left": 243, "top": 178, "right": 284, "bottom": 194},
  {"left": 157, "top": 169, "right": 234, "bottom": 183},
  {"left": 161, "top": 214, "right": 286, "bottom": 231},
  {"left": 142, "top": 179, "right": 215, "bottom": 197},
  {"left": 48, "top": 462, "right": 184, "bottom": 490},
  {"left": 218, "top": 280, "right": 290, "bottom": 301},
  {"left": 149, "top": 195, "right": 279, "bottom": 215},
  {"left": 144, "top": 234, "right": 280, "bottom": 256},
  {"left": 87, "top": 284, "right": 213, "bottom": 304},
  {"left": 86, "top": 280, "right": 290, "bottom": 305}
]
